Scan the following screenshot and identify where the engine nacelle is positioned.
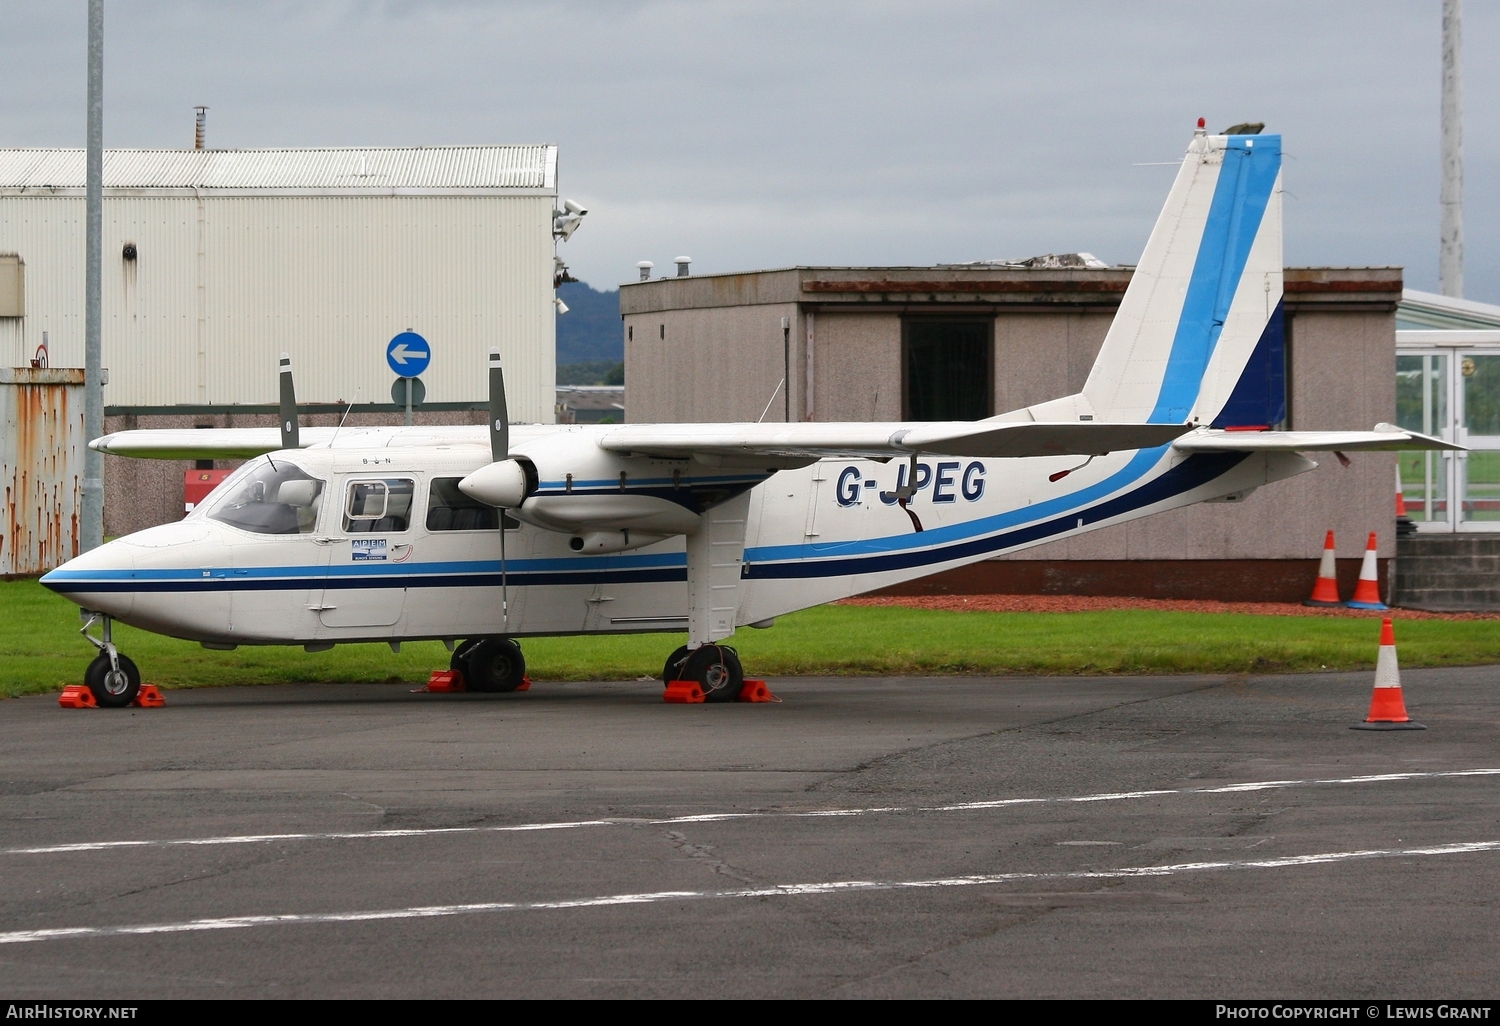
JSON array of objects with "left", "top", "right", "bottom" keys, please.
[
  {"left": 458, "top": 459, "right": 534, "bottom": 508},
  {"left": 568, "top": 530, "right": 671, "bottom": 554}
]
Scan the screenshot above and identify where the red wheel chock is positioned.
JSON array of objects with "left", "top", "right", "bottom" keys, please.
[
  {"left": 662, "top": 679, "right": 777, "bottom": 704},
  {"left": 663, "top": 680, "right": 705, "bottom": 703},
  {"left": 58, "top": 683, "right": 166, "bottom": 709},
  {"left": 415, "top": 672, "right": 531, "bottom": 694},
  {"left": 58, "top": 685, "right": 97, "bottom": 709},
  {"left": 417, "top": 670, "right": 465, "bottom": 693},
  {"left": 738, "top": 679, "right": 777, "bottom": 703}
]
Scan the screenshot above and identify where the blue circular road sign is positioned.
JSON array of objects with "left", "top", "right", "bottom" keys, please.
[{"left": 386, "top": 331, "right": 431, "bottom": 378}]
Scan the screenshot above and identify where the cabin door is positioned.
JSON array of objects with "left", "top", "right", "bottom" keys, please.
[{"left": 317, "top": 475, "right": 415, "bottom": 628}]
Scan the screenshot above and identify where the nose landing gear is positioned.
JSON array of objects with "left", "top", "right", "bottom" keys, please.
[{"left": 79, "top": 613, "right": 141, "bottom": 708}]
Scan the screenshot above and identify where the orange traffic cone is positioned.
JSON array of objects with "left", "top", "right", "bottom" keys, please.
[
  {"left": 1304, "top": 531, "right": 1341, "bottom": 606},
  {"left": 1394, "top": 465, "right": 1408, "bottom": 517},
  {"left": 1346, "top": 532, "right": 1388, "bottom": 610},
  {"left": 1352, "top": 618, "right": 1425, "bottom": 730}
]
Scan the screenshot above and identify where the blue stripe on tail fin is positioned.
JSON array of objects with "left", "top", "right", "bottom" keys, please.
[{"left": 1149, "top": 135, "right": 1282, "bottom": 424}]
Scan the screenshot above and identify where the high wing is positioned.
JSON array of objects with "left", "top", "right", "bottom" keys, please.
[
  {"left": 90, "top": 427, "right": 341, "bottom": 460},
  {"left": 599, "top": 420, "right": 1192, "bottom": 462},
  {"left": 1172, "top": 424, "right": 1464, "bottom": 453}
]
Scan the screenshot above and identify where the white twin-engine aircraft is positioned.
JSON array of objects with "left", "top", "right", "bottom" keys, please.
[{"left": 43, "top": 124, "right": 1458, "bottom": 707}]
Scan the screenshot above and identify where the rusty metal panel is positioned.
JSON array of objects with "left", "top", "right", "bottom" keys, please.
[{"left": 1, "top": 367, "right": 83, "bottom": 575}]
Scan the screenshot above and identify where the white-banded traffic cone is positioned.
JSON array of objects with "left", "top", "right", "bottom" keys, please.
[
  {"left": 1346, "top": 532, "right": 1388, "bottom": 610},
  {"left": 1352, "top": 618, "right": 1425, "bottom": 730},
  {"left": 1304, "top": 531, "right": 1341, "bottom": 606}
]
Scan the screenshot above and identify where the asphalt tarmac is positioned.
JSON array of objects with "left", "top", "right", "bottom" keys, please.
[{"left": 0, "top": 665, "right": 1497, "bottom": 999}]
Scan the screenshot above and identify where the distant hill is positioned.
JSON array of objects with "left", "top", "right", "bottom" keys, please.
[{"left": 556, "top": 281, "right": 622, "bottom": 365}]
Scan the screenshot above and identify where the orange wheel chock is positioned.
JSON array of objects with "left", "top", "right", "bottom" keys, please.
[
  {"left": 58, "top": 685, "right": 97, "bottom": 709},
  {"left": 738, "top": 679, "right": 777, "bottom": 703},
  {"left": 663, "top": 680, "right": 706, "bottom": 704},
  {"left": 516, "top": 677, "right": 532, "bottom": 691},
  {"left": 133, "top": 684, "right": 165, "bottom": 708},
  {"left": 417, "top": 670, "right": 465, "bottom": 694}
]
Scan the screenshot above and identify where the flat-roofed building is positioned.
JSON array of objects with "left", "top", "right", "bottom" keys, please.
[{"left": 0, "top": 145, "right": 566, "bottom": 539}]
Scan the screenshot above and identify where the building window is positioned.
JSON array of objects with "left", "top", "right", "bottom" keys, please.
[{"left": 903, "top": 319, "right": 992, "bottom": 421}]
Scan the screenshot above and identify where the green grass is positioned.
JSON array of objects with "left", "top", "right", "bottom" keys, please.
[{"left": 4, "top": 578, "right": 1500, "bottom": 699}]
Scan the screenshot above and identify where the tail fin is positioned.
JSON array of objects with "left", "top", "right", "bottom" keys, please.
[{"left": 1080, "top": 125, "right": 1283, "bottom": 425}]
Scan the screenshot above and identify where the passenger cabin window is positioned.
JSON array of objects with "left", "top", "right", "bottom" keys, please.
[
  {"left": 426, "top": 477, "right": 519, "bottom": 531},
  {"left": 903, "top": 319, "right": 992, "bottom": 421},
  {"left": 344, "top": 478, "right": 415, "bottom": 533},
  {"left": 207, "top": 459, "right": 325, "bottom": 535}
]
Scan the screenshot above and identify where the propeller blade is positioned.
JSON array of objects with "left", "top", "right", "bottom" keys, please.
[
  {"left": 278, "top": 353, "right": 299, "bottom": 449},
  {"left": 489, "top": 348, "right": 509, "bottom": 462}
]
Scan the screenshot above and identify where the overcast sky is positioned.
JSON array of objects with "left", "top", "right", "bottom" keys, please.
[{"left": 5, "top": 1, "right": 1497, "bottom": 300}]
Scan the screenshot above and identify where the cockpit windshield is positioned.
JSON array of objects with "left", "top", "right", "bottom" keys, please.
[{"left": 207, "top": 458, "right": 326, "bottom": 535}]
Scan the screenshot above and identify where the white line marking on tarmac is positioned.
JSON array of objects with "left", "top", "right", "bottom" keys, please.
[
  {"left": 8, "top": 768, "right": 1497, "bottom": 857},
  {"left": 1, "top": 840, "right": 1496, "bottom": 946}
]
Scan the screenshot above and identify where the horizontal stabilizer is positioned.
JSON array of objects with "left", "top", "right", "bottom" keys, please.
[
  {"left": 600, "top": 420, "right": 1191, "bottom": 462},
  {"left": 1172, "top": 425, "right": 1463, "bottom": 454}
]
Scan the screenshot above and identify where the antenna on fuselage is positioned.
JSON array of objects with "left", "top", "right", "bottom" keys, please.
[
  {"left": 489, "top": 348, "right": 509, "bottom": 462},
  {"left": 329, "top": 388, "right": 361, "bottom": 449},
  {"left": 279, "top": 353, "right": 300, "bottom": 450}
]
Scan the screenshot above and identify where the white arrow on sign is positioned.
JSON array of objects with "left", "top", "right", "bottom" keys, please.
[{"left": 389, "top": 343, "right": 429, "bottom": 365}]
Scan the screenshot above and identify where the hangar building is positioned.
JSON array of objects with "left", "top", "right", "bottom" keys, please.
[
  {"left": 0, "top": 145, "right": 563, "bottom": 539},
  {"left": 621, "top": 263, "right": 1402, "bottom": 603}
]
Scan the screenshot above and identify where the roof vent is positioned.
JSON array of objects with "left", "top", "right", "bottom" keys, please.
[
  {"left": 675, "top": 256, "right": 691, "bottom": 277},
  {"left": 193, "top": 106, "right": 208, "bottom": 150},
  {"left": 637, "top": 260, "right": 654, "bottom": 282}
]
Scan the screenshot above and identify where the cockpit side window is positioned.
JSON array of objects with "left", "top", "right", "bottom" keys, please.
[
  {"left": 426, "top": 477, "right": 519, "bottom": 531},
  {"left": 207, "top": 459, "right": 326, "bottom": 536},
  {"left": 344, "top": 478, "right": 415, "bottom": 534}
]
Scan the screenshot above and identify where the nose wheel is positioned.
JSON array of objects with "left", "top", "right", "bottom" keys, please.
[{"left": 79, "top": 613, "right": 141, "bottom": 708}]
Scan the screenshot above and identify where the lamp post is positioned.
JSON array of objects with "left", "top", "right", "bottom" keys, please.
[{"left": 81, "top": 0, "right": 104, "bottom": 552}]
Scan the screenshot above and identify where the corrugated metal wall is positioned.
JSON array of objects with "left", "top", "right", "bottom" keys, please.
[{"left": 0, "top": 193, "right": 557, "bottom": 420}]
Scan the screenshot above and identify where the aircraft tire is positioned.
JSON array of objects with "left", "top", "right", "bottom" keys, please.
[
  {"left": 660, "top": 645, "right": 690, "bottom": 685},
  {"left": 464, "top": 638, "right": 527, "bottom": 693},
  {"left": 84, "top": 652, "right": 141, "bottom": 709},
  {"left": 681, "top": 645, "right": 742, "bottom": 704}
]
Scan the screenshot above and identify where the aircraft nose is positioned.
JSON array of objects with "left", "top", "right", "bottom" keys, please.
[{"left": 39, "top": 536, "right": 139, "bottom": 618}]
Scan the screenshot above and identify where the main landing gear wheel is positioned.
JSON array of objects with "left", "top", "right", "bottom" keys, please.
[
  {"left": 85, "top": 652, "right": 140, "bottom": 709},
  {"left": 680, "top": 645, "right": 743, "bottom": 704},
  {"left": 462, "top": 638, "right": 527, "bottom": 693}
]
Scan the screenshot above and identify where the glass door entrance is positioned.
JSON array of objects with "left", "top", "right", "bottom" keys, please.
[{"left": 1397, "top": 347, "right": 1500, "bottom": 531}]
